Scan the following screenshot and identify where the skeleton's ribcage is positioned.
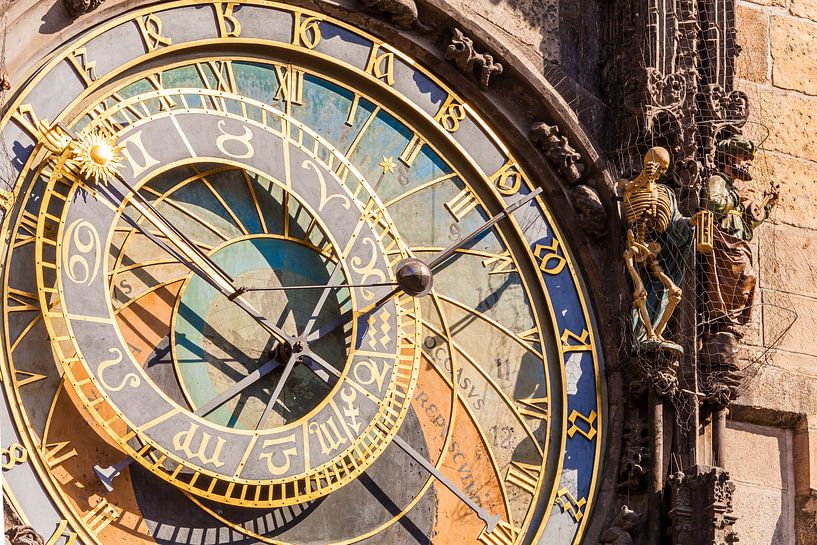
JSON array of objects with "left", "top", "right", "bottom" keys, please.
[{"left": 624, "top": 184, "right": 673, "bottom": 234}]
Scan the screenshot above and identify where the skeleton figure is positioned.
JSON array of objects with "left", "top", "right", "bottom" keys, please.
[{"left": 622, "top": 147, "right": 682, "bottom": 343}]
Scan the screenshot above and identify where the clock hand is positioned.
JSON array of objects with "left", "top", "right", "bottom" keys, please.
[
  {"left": 307, "top": 188, "right": 543, "bottom": 343},
  {"left": 243, "top": 281, "right": 398, "bottom": 292},
  {"left": 95, "top": 354, "right": 284, "bottom": 491}
]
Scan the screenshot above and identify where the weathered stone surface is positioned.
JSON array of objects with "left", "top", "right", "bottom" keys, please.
[
  {"left": 796, "top": 489, "right": 817, "bottom": 545},
  {"left": 792, "top": 0, "right": 817, "bottom": 23},
  {"left": 762, "top": 289, "right": 817, "bottom": 356},
  {"left": 737, "top": 357, "right": 817, "bottom": 415},
  {"left": 748, "top": 151, "right": 817, "bottom": 230},
  {"left": 732, "top": 482, "right": 794, "bottom": 545},
  {"left": 772, "top": 15, "right": 817, "bottom": 95},
  {"left": 725, "top": 421, "right": 789, "bottom": 488},
  {"left": 743, "top": 0, "right": 787, "bottom": 7},
  {"left": 758, "top": 223, "right": 817, "bottom": 298},
  {"left": 737, "top": 5, "right": 770, "bottom": 83},
  {"left": 739, "top": 81, "right": 817, "bottom": 162}
]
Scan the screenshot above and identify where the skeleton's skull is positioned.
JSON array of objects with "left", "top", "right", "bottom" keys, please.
[{"left": 643, "top": 146, "right": 671, "bottom": 175}]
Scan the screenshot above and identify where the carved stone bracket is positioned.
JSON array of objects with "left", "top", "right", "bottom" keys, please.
[
  {"left": 628, "top": 343, "right": 681, "bottom": 399},
  {"left": 63, "top": 0, "right": 104, "bottom": 17},
  {"left": 570, "top": 183, "right": 608, "bottom": 238},
  {"left": 618, "top": 419, "right": 650, "bottom": 491},
  {"left": 530, "top": 122, "right": 585, "bottom": 184},
  {"left": 668, "top": 465, "right": 739, "bottom": 545},
  {"left": 4, "top": 497, "right": 44, "bottom": 545},
  {"left": 445, "top": 28, "right": 503, "bottom": 89},
  {"left": 699, "top": 331, "right": 744, "bottom": 408},
  {"left": 599, "top": 504, "right": 641, "bottom": 544},
  {"left": 356, "top": 0, "right": 424, "bottom": 30}
]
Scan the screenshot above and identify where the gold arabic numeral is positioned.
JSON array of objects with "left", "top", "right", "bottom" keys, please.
[
  {"left": 516, "top": 396, "right": 548, "bottom": 423},
  {"left": 504, "top": 461, "right": 541, "bottom": 495},
  {"left": 445, "top": 187, "right": 479, "bottom": 222},
  {"left": 292, "top": 11, "right": 322, "bottom": 49},
  {"left": 478, "top": 520, "right": 521, "bottom": 545},
  {"left": 44, "top": 520, "right": 78, "bottom": 545},
  {"left": 145, "top": 73, "right": 176, "bottom": 111},
  {"left": 214, "top": 2, "right": 241, "bottom": 38},
  {"left": 62, "top": 219, "right": 101, "bottom": 286},
  {"left": 216, "top": 119, "right": 255, "bottom": 159},
  {"left": 10, "top": 104, "right": 42, "bottom": 140},
  {"left": 365, "top": 43, "right": 395, "bottom": 86},
  {"left": 97, "top": 347, "right": 141, "bottom": 392},
  {"left": 1, "top": 443, "right": 28, "bottom": 470},
  {"left": 481, "top": 250, "right": 516, "bottom": 275},
  {"left": 137, "top": 13, "right": 172, "bottom": 52},
  {"left": 172, "top": 422, "right": 227, "bottom": 468},
  {"left": 274, "top": 65, "right": 304, "bottom": 108},
  {"left": 258, "top": 435, "right": 298, "bottom": 476},
  {"left": 434, "top": 95, "right": 467, "bottom": 133},
  {"left": 533, "top": 239, "right": 567, "bottom": 275},
  {"left": 555, "top": 487, "right": 587, "bottom": 522},
  {"left": 67, "top": 47, "right": 98, "bottom": 87},
  {"left": 43, "top": 440, "right": 79, "bottom": 469},
  {"left": 399, "top": 133, "right": 425, "bottom": 167},
  {"left": 561, "top": 327, "right": 591, "bottom": 352},
  {"left": 309, "top": 416, "right": 348, "bottom": 456},
  {"left": 83, "top": 497, "right": 120, "bottom": 534},
  {"left": 489, "top": 161, "right": 524, "bottom": 196},
  {"left": 14, "top": 369, "right": 47, "bottom": 388},
  {"left": 120, "top": 130, "right": 160, "bottom": 178},
  {"left": 567, "top": 409, "right": 598, "bottom": 441}
]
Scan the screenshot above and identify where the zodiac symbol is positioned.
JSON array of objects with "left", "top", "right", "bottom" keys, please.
[{"left": 350, "top": 238, "right": 387, "bottom": 300}]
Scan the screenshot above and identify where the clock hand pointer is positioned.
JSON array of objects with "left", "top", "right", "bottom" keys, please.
[{"left": 307, "top": 187, "right": 544, "bottom": 343}]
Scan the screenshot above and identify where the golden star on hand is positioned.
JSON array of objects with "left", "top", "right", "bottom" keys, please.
[{"left": 379, "top": 156, "right": 397, "bottom": 174}]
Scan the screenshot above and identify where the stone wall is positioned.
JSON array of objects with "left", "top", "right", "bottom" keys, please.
[{"left": 731, "top": 1, "right": 817, "bottom": 542}]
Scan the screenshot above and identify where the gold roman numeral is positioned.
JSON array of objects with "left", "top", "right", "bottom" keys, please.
[
  {"left": 481, "top": 250, "right": 516, "bottom": 275},
  {"left": 44, "top": 440, "right": 79, "bottom": 469},
  {"left": 14, "top": 369, "right": 47, "bottom": 388},
  {"left": 505, "top": 461, "right": 541, "bottom": 495},
  {"left": 83, "top": 497, "right": 120, "bottom": 533},
  {"left": 274, "top": 65, "right": 305, "bottom": 107},
  {"left": 444, "top": 187, "right": 479, "bottom": 222},
  {"left": 399, "top": 134, "right": 424, "bottom": 167}
]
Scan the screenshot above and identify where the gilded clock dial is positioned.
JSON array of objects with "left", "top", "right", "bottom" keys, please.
[{"left": 0, "top": 3, "right": 604, "bottom": 545}]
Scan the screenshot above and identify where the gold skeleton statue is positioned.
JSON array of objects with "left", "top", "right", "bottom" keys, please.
[{"left": 622, "top": 147, "right": 682, "bottom": 343}]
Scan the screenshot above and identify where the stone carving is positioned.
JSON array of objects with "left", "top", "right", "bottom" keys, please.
[
  {"left": 668, "top": 466, "right": 738, "bottom": 545},
  {"left": 622, "top": 147, "right": 689, "bottom": 353},
  {"left": 357, "top": 0, "right": 422, "bottom": 30},
  {"left": 0, "top": 72, "right": 10, "bottom": 92},
  {"left": 4, "top": 497, "right": 44, "bottom": 545},
  {"left": 571, "top": 184, "right": 607, "bottom": 238},
  {"left": 530, "top": 122, "right": 585, "bottom": 184},
  {"left": 445, "top": 28, "right": 503, "bottom": 89},
  {"left": 599, "top": 505, "right": 640, "bottom": 545},
  {"left": 63, "top": 0, "right": 104, "bottom": 17},
  {"left": 618, "top": 420, "right": 649, "bottom": 490}
]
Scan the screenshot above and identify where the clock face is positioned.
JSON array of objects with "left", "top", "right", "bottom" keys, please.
[{"left": 0, "top": 3, "right": 604, "bottom": 545}]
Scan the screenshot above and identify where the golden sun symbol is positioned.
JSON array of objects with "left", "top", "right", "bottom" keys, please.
[{"left": 71, "top": 131, "right": 125, "bottom": 184}]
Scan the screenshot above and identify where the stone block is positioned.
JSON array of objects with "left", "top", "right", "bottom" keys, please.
[
  {"left": 736, "top": 358, "right": 817, "bottom": 415},
  {"left": 792, "top": 0, "right": 817, "bottom": 23},
  {"left": 772, "top": 15, "right": 817, "bottom": 95},
  {"left": 749, "top": 151, "right": 817, "bottom": 230},
  {"left": 732, "top": 482, "right": 794, "bottom": 545},
  {"left": 739, "top": 81, "right": 817, "bottom": 164},
  {"left": 725, "top": 421, "right": 790, "bottom": 488},
  {"left": 737, "top": 5, "right": 769, "bottom": 83},
  {"left": 744, "top": 0, "right": 787, "bottom": 7},
  {"left": 762, "top": 289, "right": 817, "bottom": 356},
  {"left": 758, "top": 223, "right": 817, "bottom": 297}
]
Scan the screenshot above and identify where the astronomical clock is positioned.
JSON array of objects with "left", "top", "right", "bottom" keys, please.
[{"left": 0, "top": 2, "right": 605, "bottom": 545}]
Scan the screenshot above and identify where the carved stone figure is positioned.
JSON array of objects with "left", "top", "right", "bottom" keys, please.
[
  {"left": 571, "top": 184, "right": 608, "bottom": 238},
  {"left": 445, "top": 28, "right": 503, "bottom": 89},
  {"left": 618, "top": 420, "right": 649, "bottom": 490},
  {"left": 530, "top": 122, "right": 585, "bottom": 183},
  {"left": 699, "top": 135, "right": 778, "bottom": 339},
  {"left": 63, "top": 0, "right": 104, "bottom": 17},
  {"left": 622, "top": 147, "right": 690, "bottom": 351},
  {"left": 599, "top": 505, "right": 640, "bottom": 545},
  {"left": 357, "top": 0, "right": 421, "bottom": 30},
  {"left": 668, "top": 466, "right": 739, "bottom": 545}
]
